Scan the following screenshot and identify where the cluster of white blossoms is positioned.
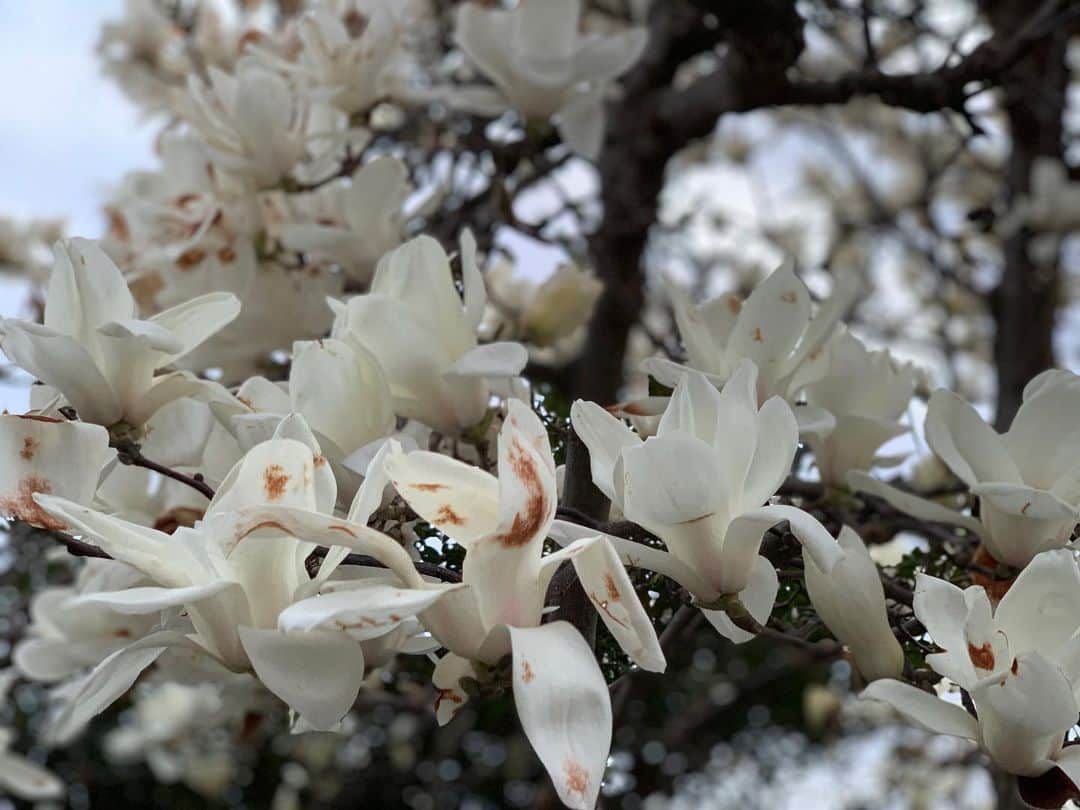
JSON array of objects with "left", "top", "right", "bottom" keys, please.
[{"left": 0, "top": 1, "right": 1079, "bottom": 808}]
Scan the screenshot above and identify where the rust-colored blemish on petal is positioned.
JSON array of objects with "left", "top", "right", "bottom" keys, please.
[
  {"left": 435, "top": 504, "right": 465, "bottom": 526},
  {"left": 781, "top": 291, "right": 797, "bottom": 303},
  {"left": 970, "top": 545, "right": 1016, "bottom": 603},
  {"left": 412, "top": 482, "right": 447, "bottom": 492},
  {"left": 328, "top": 524, "right": 358, "bottom": 538},
  {"left": 968, "top": 642, "right": 995, "bottom": 670},
  {"left": 15, "top": 414, "right": 62, "bottom": 423},
  {"left": 313, "top": 454, "right": 327, "bottom": 467},
  {"left": 176, "top": 247, "right": 206, "bottom": 270},
  {"left": 263, "top": 464, "right": 290, "bottom": 501},
  {"left": 564, "top": 759, "right": 589, "bottom": 801},
  {"left": 1021, "top": 501, "right": 1031, "bottom": 515},
  {"left": 604, "top": 573, "right": 621, "bottom": 602},
  {"left": 106, "top": 207, "right": 130, "bottom": 242},
  {"left": 726, "top": 296, "right": 741, "bottom": 314},
  {"left": 495, "top": 437, "right": 548, "bottom": 548},
  {"left": 217, "top": 245, "right": 237, "bottom": 264},
  {"left": 1011, "top": 657, "right": 1019, "bottom": 675},
  {"left": 19, "top": 436, "right": 38, "bottom": 460},
  {"left": 0, "top": 476, "right": 65, "bottom": 531},
  {"left": 752, "top": 326, "right": 764, "bottom": 343},
  {"left": 435, "top": 688, "right": 464, "bottom": 718},
  {"left": 521, "top": 660, "right": 534, "bottom": 684}
]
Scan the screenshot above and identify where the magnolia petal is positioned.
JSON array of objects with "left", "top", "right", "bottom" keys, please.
[
  {"left": 728, "top": 264, "right": 811, "bottom": 388},
  {"left": 657, "top": 367, "right": 723, "bottom": 447},
  {"left": 238, "top": 626, "right": 366, "bottom": 731},
  {"left": 539, "top": 535, "right": 665, "bottom": 672},
  {"left": 995, "top": 549, "right": 1080, "bottom": 659},
  {"left": 508, "top": 621, "right": 611, "bottom": 810},
  {"left": 847, "top": 471, "right": 986, "bottom": 539},
  {"left": 207, "top": 438, "right": 318, "bottom": 517},
  {"left": 446, "top": 341, "right": 528, "bottom": 378},
  {"left": 620, "top": 431, "right": 724, "bottom": 527},
  {"left": 924, "top": 390, "right": 1021, "bottom": 487},
  {"left": 148, "top": 292, "right": 242, "bottom": 362},
  {"left": 67, "top": 580, "right": 241, "bottom": 615},
  {"left": 271, "top": 413, "right": 338, "bottom": 514},
  {"left": 0, "top": 751, "right": 65, "bottom": 800},
  {"left": 912, "top": 573, "right": 974, "bottom": 686},
  {"left": 860, "top": 679, "right": 978, "bottom": 740},
  {"left": 278, "top": 581, "right": 464, "bottom": 640},
  {"left": 804, "top": 527, "right": 903, "bottom": 681},
  {"left": 45, "top": 237, "right": 135, "bottom": 345},
  {"left": 569, "top": 399, "right": 639, "bottom": 503},
  {"left": 0, "top": 320, "right": 119, "bottom": 425},
  {"left": 743, "top": 396, "right": 799, "bottom": 507},
  {"left": 700, "top": 555, "right": 778, "bottom": 644},
  {"left": 431, "top": 652, "right": 476, "bottom": 726},
  {"left": 46, "top": 629, "right": 185, "bottom": 744},
  {"left": 0, "top": 415, "right": 109, "bottom": 530},
  {"left": 556, "top": 93, "right": 605, "bottom": 160},
  {"left": 385, "top": 446, "right": 500, "bottom": 544}
]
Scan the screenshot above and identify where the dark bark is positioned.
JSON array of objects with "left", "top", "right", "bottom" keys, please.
[{"left": 983, "top": 0, "right": 1071, "bottom": 428}]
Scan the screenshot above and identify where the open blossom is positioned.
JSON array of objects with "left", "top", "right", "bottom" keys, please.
[
  {"left": 568, "top": 361, "right": 843, "bottom": 642},
  {"left": 376, "top": 400, "right": 663, "bottom": 809},
  {"left": 803, "top": 527, "right": 904, "bottom": 681},
  {"left": 259, "top": 1, "right": 404, "bottom": 115},
  {"left": 213, "top": 338, "right": 396, "bottom": 503},
  {"left": 266, "top": 156, "right": 410, "bottom": 284},
  {"left": 181, "top": 62, "right": 310, "bottom": 189},
  {"left": 0, "top": 414, "right": 110, "bottom": 530},
  {"left": 0, "top": 238, "right": 240, "bottom": 427},
  {"left": 331, "top": 232, "right": 528, "bottom": 435},
  {"left": 453, "top": 0, "right": 647, "bottom": 159},
  {"left": 33, "top": 419, "right": 454, "bottom": 736},
  {"left": 863, "top": 549, "right": 1080, "bottom": 784},
  {"left": 644, "top": 266, "right": 857, "bottom": 428},
  {"left": 488, "top": 261, "right": 604, "bottom": 349},
  {"left": 850, "top": 370, "right": 1080, "bottom": 569},
  {"left": 801, "top": 330, "right": 918, "bottom": 485}
]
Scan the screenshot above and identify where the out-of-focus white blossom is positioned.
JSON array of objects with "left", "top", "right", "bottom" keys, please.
[
  {"left": 331, "top": 232, "right": 528, "bottom": 435},
  {"left": 0, "top": 238, "right": 240, "bottom": 427},
  {"left": 452, "top": 0, "right": 647, "bottom": 158}
]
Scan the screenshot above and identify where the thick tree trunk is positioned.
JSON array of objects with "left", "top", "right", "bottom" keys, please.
[{"left": 984, "top": 0, "right": 1069, "bottom": 429}]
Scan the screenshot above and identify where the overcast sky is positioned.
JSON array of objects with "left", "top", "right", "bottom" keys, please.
[{"left": 0, "top": 1, "right": 156, "bottom": 237}]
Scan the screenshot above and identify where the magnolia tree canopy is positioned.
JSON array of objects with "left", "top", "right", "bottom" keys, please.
[{"left": 0, "top": 0, "right": 1078, "bottom": 808}]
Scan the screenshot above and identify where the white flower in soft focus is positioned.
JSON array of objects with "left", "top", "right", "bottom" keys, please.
[
  {"left": 850, "top": 369, "right": 1080, "bottom": 569},
  {"left": 568, "top": 361, "right": 843, "bottom": 642},
  {"left": 453, "top": 0, "right": 648, "bottom": 159},
  {"left": 331, "top": 232, "right": 528, "bottom": 435},
  {"left": 645, "top": 265, "right": 858, "bottom": 431},
  {"left": 264, "top": 1, "right": 404, "bottom": 115},
  {"left": 13, "top": 559, "right": 157, "bottom": 683},
  {"left": 213, "top": 338, "right": 396, "bottom": 504},
  {"left": 803, "top": 527, "right": 904, "bottom": 681},
  {"left": 0, "top": 238, "right": 240, "bottom": 428},
  {"left": 516, "top": 263, "right": 603, "bottom": 348},
  {"left": 999, "top": 157, "right": 1080, "bottom": 235},
  {"left": 801, "top": 330, "right": 918, "bottom": 485},
  {"left": 0, "top": 727, "right": 64, "bottom": 802},
  {"left": 0, "top": 414, "right": 110, "bottom": 531},
  {"left": 181, "top": 62, "right": 309, "bottom": 189},
  {"left": 268, "top": 156, "right": 410, "bottom": 284},
  {"left": 862, "top": 549, "right": 1080, "bottom": 783},
  {"left": 377, "top": 399, "right": 663, "bottom": 810},
  {"left": 95, "top": 463, "right": 209, "bottom": 533},
  {"left": 33, "top": 420, "right": 454, "bottom": 736}
]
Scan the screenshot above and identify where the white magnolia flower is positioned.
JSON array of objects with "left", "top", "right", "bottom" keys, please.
[
  {"left": 269, "top": 156, "right": 409, "bottom": 284},
  {"left": 863, "top": 549, "right": 1080, "bottom": 782},
  {"left": 0, "top": 238, "right": 240, "bottom": 427},
  {"left": 33, "top": 419, "right": 452, "bottom": 736},
  {"left": 377, "top": 399, "right": 664, "bottom": 810},
  {"left": 803, "top": 526, "right": 904, "bottom": 681},
  {"left": 267, "top": 1, "right": 404, "bottom": 115},
  {"left": 801, "top": 330, "right": 918, "bottom": 485},
  {"left": 645, "top": 266, "right": 857, "bottom": 429},
  {"left": 850, "top": 371, "right": 1080, "bottom": 569},
  {"left": 453, "top": 0, "right": 648, "bottom": 158},
  {"left": 0, "top": 414, "right": 110, "bottom": 530},
  {"left": 182, "top": 63, "right": 309, "bottom": 189},
  {"left": 568, "top": 361, "right": 843, "bottom": 642},
  {"left": 14, "top": 559, "right": 157, "bottom": 684},
  {"left": 331, "top": 232, "right": 528, "bottom": 435},
  {"left": 213, "top": 338, "right": 396, "bottom": 504},
  {"left": 0, "top": 727, "right": 64, "bottom": 802},
  {"left": 489, "top": 261, "right": 604, "bottom": 349}
]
